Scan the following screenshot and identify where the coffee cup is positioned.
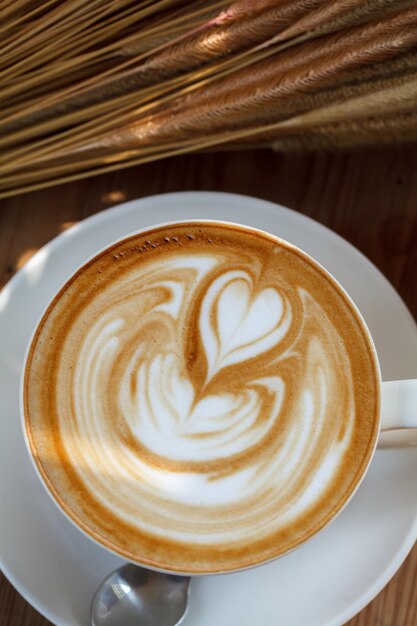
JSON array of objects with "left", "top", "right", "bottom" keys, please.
[{"left": 21, "top": 220, "right": 417, "bottom": 575}]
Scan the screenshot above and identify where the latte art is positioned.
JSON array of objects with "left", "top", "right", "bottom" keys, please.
[{"left": 24, "top": 223, "right": 379, "bottom": 572}]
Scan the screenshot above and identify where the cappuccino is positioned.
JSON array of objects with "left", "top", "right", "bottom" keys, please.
[{"left": 24, "top": 222, "right": 379, "bottom": 572}]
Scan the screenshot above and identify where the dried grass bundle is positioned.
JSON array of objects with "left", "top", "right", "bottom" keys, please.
[{"left": 0, "top": 0, "right": 416, "bottom": 197}]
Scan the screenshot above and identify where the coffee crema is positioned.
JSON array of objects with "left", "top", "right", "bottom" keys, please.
[{"left": 24, "top": 222, "right": 379, "bottom": 573}]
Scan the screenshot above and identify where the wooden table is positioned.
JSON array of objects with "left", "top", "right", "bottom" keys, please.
[{"left": 1, "top": 148, "right": 416, "bottom": 626}]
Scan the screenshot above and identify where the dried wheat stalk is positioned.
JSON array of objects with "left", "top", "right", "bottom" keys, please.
[{"left": 0, "top": 0, "right": 416, "bottom": 197}]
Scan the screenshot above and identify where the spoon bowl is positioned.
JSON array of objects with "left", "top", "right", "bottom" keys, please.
[{"left": 91, "top": 564, "right": 190, "bottom": 626}]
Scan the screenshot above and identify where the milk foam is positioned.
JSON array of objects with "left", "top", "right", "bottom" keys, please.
[
  {"left": 57, "top": 252, "right": 354, "bottom": 541},
  {"left": 25, "top": 224, "right": 379, "bottom": 571}
]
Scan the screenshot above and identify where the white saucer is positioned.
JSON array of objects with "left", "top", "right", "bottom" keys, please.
[{"left": 1, "top": 192, "right": 417, "bottom": 626}]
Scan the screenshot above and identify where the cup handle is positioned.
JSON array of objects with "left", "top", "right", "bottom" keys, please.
[{"left": 378, "top": 380, "right": 417, "bottom": 448}]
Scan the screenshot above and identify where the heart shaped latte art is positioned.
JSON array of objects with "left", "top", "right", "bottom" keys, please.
[
  {"left": 200, "top": 270, "right": 292, "bottom": 380},
  {"left": 114, "top": 268, "right": 289, "bottom": 466}
]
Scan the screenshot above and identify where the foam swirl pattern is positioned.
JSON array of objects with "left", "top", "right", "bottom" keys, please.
[{"left": 24, "top": 223, "right": 379, "bottom": 572}]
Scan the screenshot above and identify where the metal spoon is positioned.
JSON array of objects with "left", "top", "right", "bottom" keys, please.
[{"left": 91, "top": 564, "right": 191, "bottom": 626}]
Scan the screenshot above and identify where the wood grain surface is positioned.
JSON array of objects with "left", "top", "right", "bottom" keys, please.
[{"left": 0, "top": 148, "right": 416, "bottom": 626}]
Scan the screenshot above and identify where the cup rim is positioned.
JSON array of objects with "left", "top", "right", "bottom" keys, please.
[{"left": 20, "top": 218, "right": 382, "bottom": 575}]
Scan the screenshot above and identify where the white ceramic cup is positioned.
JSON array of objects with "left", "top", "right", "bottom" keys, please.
[{"left": 20, "top": 220, "right": 417, "bottom": 573}]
